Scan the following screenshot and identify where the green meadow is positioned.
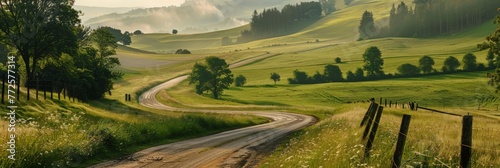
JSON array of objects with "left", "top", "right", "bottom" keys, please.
[{"left": 2, "top": 0, "right": 500, "bottom": 167}]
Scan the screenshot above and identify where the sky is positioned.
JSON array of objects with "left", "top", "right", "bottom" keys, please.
[{"left": 75, "top": 0, "right": 185, "bottom": 8}]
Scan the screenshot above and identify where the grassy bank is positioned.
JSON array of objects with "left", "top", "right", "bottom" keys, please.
[
  {"left": 260, "top": 103, "right": 500, "bottom": 167},
  {"left": 0, "top": 98, "right": 266, "bottom": 168}
]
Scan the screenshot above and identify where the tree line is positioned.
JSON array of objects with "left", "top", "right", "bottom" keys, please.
[
  {"left": 359, "top": 0, "right": 500, "bottom": 39},
  {"left": 288, "top": 46, "right": 496, "bottom": 84},
  {"left": 0, "top": 0, "right": 123, "bottom": 100},
  {"left": 228, "top": 1, "right": 325, "bottom": 44}
]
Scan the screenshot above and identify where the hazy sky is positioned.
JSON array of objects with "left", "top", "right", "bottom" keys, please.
[{"left": 75, "top": 0, "right": 185, "bottom": 7}]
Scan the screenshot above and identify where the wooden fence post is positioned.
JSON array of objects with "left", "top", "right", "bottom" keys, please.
[
  {"left": 390, "top": 100, "right": 392, "bottom": 108},
  {"left": 365, "top": 106, "right": 384, "bottom": 158},
  {"left": 392, "top": 114, "right": 412, "bottom": 168},
  {"left": 363, "top": 104, "right": 380, "bottom": 139},
  {"left": 396, "top": 102, "right": 398, "bottom": 108},
  {"left": 361, "top": 102, "right": 375, "bottom": 126},
  {"left": 460, "top": 115, "right": 473, "bottom": 168}
]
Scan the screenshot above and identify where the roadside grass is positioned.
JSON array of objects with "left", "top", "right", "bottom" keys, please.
[
  {"left": 0, "top": 46, "right": 271, "bottom": 167},
  {"left": 0, "top": 96, "right": 266, "bottom": 168},
  {"left": 259, "top": 103, "right": 500, "bottom": 167}
]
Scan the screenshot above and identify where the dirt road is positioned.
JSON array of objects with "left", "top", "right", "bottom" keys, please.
[{"left": 92, "top": 52, "right": 320, "bottom": 168}]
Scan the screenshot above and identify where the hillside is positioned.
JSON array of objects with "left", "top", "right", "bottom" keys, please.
[{"left": 139, "top": 0, "right": 498, "bottom": 111}]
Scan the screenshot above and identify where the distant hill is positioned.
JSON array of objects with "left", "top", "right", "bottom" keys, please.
[
  {"left": 79, "top": 0, "right": 309, "bottom": 34},
  {"left": 74, "top": 6, "right": 137, "bottom": 23}
]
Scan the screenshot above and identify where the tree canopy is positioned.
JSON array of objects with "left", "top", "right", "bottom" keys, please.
[
  {"left": 442, "top": 56, "right": 460, "bottom": 72},
  {"left": 189, "top": 56, "right": 234, "bottom": 99},
  {"left": 362, "top": 46, "right": 384, "bottom": 78},
  {"left": 419, "top": 55, "right": 435, "bottom": 74},
  {"left": 0, "top": 0, "right": 80, "bottom": 83},
  {"left": 270, "top": 72, "right": 281, "bottom": 85},
  {"left": 462, "top": 53, "right": 477, "bottom": 71},
  {"left": 397, "top": 63, "right": 420, "bottom": 76},
  {"left": 358, "top": 11, "right": 376, "bottom": 40}
]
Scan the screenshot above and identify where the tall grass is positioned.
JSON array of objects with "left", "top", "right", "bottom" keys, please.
[
  {"left": 260, "top": 103, "right": 500, "bottom": 167},
  {"left": 0, "top": 99, "right": 266, "bottom": 168}
]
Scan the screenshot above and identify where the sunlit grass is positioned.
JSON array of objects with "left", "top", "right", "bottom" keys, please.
[{"left": 260, "top": 103, "right": 500, "bottom": 167}]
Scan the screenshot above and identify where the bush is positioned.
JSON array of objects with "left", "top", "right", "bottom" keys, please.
[
  {"left": 235, "top": 75, "right": 247, "bottom": 87},
  {"left": 175, "top": 49, "right": 191, "bottom": 54},
  {"left": 335, "top": 57, "right": 342, "bottom": 63},
  {"left": 397, "top": 63, "right": 420, "bottom": 76}
]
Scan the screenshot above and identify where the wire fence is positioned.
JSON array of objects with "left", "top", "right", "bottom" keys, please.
[{"left": 357, "top": 101, "right": 500, "bottom": 167}]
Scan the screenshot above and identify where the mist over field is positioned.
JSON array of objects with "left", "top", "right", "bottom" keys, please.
[{"left": 79, "top": 0, "right": 307, "bottom": 33}]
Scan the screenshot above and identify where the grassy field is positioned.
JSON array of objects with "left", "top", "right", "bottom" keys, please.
[
  {"left": 0, "top": 88, "right": 266, "bottom": 168},
  {"left": 260, "top": 103, "right": 500, "bottom": 167}
]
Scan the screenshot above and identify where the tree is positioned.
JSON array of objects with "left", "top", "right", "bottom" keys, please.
[
  {"left": 397, "top": 63, "right": 420, "bottom": 76},
  {"left": 288, "top": 69, "right": 310, "bottom": 84},
  {"left": 235, "top": 75, "right": 246, "bottom": 87},
  {"left": 172, "top": 29, "right": 178, "bottom": 34},
  {"left": 462, "top": 53, "right": 477, "bottom": 71},
  {"left": 359, "top": 11, "right": 376, "bottom": 40},
  {"left": 335, "top": 57, "right": 342, "bottom": 63},
  {"left": 324, "top": 64, "right": 343, "bottom": 82},
  {"left": 270, "top": 72, "right": 281, "bottom": 85},
  {"left": 478, "top": 10, "right": 500, "bottom": 91},
  {"left": 133, "top": 30, "right": 143, "bottom": 35},
  {"left": 189, "top": 56, "right": 234, "bottom": 99},
  {"left": 346, "top": 71, "right": 356, "bottom": 81},
  {"left": 362, "top": 46, "right": 384, "bottom": 78},
  {"left": 344, "top": 0, "right": 354, "bottom": 5},
  {"left": 442, "top": 56, "right": 460, "bottom": 72},
  {"left": 99, "top": 26, "right": 132, "bottom": 45},
  {"left": 355, "top": 67, "right": 365, "bottom": 80},
  {"left": 320, "top": 0, "right": 336, "bottom": 15},
  {"left": 419, "top": 55, "right": 435, "bottom": 74},
  {"left": 175, "top": 49, "right": 191, "bottom": 54},
  {"left": 0, "top": 0, "right": 80, "bottom": 84},
  {"left": 486, "top": 51, "right": 495, "bottom": 68}
]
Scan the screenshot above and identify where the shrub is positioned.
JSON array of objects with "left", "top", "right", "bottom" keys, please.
[
  {"left": 335, "top": 57, "right": 342, "bottom": 63},
  {"left": 235, "top": 75, "right": 247, "bottom": 87}
]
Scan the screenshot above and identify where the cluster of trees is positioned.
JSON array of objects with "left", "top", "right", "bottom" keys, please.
[
  {"left": 175, "top": 49, "right": 191, "bottom": 54},
  {"left": 360, "top": 0, "right": 500, "bottom": 39},
  {"left": 235, "top": 1, "right": 324, "bottom": 44},
  {"left": 288, "top": 64, "right": 343, "bottom": 84},
  {"left": 396, "top": 53, "right": 493, "bottom": 77},
  {"left": 100, "top": 27, "right": 132, "bottom": 45},
  {"left": 0, "top": 0, "right": 122, "bottom": 100}
]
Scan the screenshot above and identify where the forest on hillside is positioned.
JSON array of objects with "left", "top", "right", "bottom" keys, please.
[{"left": 360, "top": 0, "right": 500, "bottom": 39}]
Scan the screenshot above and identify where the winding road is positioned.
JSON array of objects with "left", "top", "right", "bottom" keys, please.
[{"left": 91, "top": 53, "right": 317, "bottom": 168}]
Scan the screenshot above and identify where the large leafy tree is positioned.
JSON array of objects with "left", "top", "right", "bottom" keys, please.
[
  {"left": 462, "top": 53, "right": 477, "bottom": 71},
  {"left": 397, "top": 63, "right": 420, "bottom": 76},
  {"left": 362, "top": 46, "right": 384, "bottom": 78},
  {"left": 0, "top": 0, "right": 80, "bottom": 83},
  {"left": 442, "top": 56, "right": 460, "bottom": 72},
  {"left": 419, "top": 55, "right": 435, "bottom": 74},
  {"left": 358, "top": 10, "right": 376, "bottom": 40},
  {"left": 270, "top": 72, "right": 281, "bottom": 85},
  {"left": 189, "top": 56, "right": 234, "bottom": 99},
  {"left": 478, "top": 9, "right": 500, "bottom": 91},
  {"left": 323, "top": 64, "right": 343, "bottom": 82}
]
